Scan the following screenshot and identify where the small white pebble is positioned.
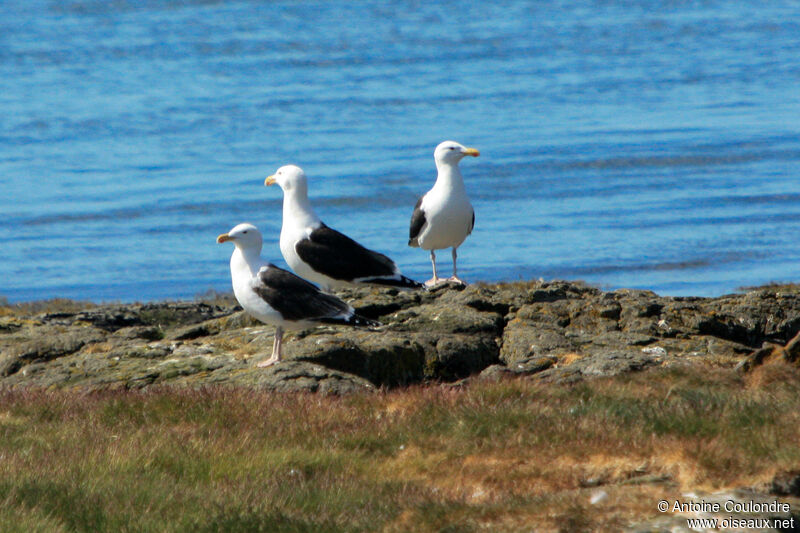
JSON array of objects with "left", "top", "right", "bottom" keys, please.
[{"left": 590, "top": 490, "right": 608, "bottom": 505}]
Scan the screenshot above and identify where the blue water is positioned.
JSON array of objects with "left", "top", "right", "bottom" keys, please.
[{"left": 2, "top": 0, "right": 800, "bottom": 302}]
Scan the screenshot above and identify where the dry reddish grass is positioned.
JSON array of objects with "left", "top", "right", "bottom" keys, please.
[{"left": 1, "top": 364, "right": 799, "bottom": 532}]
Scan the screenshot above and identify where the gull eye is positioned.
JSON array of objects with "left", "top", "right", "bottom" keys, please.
[
  {"left": 243, "top": 230, "right": 248, "bottom": 234},
  {"left": 449, "top": 146, "right": 455, "bottom": 150}
]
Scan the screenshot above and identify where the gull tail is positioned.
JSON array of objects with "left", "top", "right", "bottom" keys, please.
[
  {"left": 359, "top": 274, "right": 424, "bottom": 290},
  {"left": 319, "top": 311, "right": 381, "bottom": 328}
]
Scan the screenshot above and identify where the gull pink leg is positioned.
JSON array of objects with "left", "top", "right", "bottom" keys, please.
[
  {"left": 447, "top": 247, "right": 466, "bottom": 285},
  {"left": 257, "top": 326, "right": 283, "bottom": 367},
  {"left": 425, "top": 250, "right": 443, "bottom": 287}
]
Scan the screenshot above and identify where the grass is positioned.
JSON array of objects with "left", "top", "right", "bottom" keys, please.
[
  {"left": 1, "top": 365, "right": 800, "bottom": 532},
  {"left": 0, "top": 298, "right": 97, "bottom": 317},
  {"left": 193, "top": 288, "right": 238, "bottom": 307},
  {"left": 0, "top": 288, "right": 236, "bottom": 319}
]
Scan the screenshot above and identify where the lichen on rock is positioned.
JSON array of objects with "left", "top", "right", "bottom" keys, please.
[{"left": 2, "top": 280, "right": 800, "bottom": 392}]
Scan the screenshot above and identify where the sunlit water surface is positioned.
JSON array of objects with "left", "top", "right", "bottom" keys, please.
[{"left": 2, "top": 0, "right": 800, "bottom": 302}]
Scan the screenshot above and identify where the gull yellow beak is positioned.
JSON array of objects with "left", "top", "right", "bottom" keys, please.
[
  {"left": 216, "top": 233, "right": 232, "bottom": 243},
  {"left": 462, "top": 147, "right": 480, "bottom": 157},
  {"left": 264, "top": 175, "right": 277, "bottom": 186}
]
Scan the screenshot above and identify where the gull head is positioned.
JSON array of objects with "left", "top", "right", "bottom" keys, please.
[
  {"left": 265, "top": 164, "right": 307, "bottom": 194},
  {"left": 217, "top": 223, "right": 263, "bottom": 251},
  {"left": 434, "top": 140, "right": 480, "bottom": 165}
]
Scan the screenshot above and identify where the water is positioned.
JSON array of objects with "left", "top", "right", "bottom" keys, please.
[{"left": 2, "top": 0, "right": 800, "bottom": 302}]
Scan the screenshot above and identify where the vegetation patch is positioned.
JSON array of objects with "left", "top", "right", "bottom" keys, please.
[{"left": 1, "top": 364, "right": 799, "bottom": 531}]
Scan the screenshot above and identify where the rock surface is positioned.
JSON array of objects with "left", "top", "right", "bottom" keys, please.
[{"left": 2, "top": 280, "right": 800, "bottom": 393}]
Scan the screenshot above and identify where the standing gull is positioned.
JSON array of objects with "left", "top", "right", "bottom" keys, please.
[
  {"left": 409, "top": 140, "right": 479, "bottom": 286},
  {"left": 217, "top": 223, "right": 378, "bottom": 367},
  {"left": 265, "top": 165, "right": 423, "bottom": 291}
]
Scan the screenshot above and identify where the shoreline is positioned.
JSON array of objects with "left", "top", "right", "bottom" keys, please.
[
  {"left": 5, "top": 276, "right": 795, "bottom": 307},
  {"left": 4, "top": 278, "right": 798, "bottom": 307}
]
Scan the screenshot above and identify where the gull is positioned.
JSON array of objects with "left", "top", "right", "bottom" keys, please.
[
  {"left": 265, "top": 165, "right": 423, "bottom": 291},
  {"left": 217, "top": 223, "right": 378, "bottom": 367},
  {"left": 409, "top": 140, "right": 479, "bottom": 286}
]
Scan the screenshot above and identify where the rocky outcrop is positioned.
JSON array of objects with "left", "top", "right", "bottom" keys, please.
[
  {"left": 735, "top": 329, "right": 800, "bottom": 373},
  {"left": 2, "top": 280, "right": 800, "bottom": 393}
]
